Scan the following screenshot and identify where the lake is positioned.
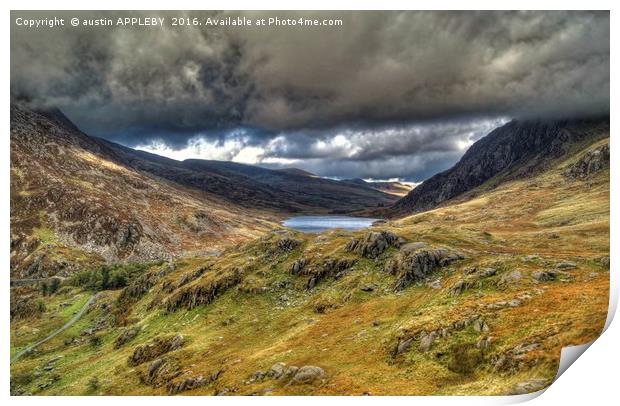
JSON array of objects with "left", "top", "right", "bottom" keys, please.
[{"left": 282, "top": 215, "right": 380, "bottom": 233}]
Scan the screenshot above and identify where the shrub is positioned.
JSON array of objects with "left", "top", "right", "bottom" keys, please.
[{"left": 69, "top": 263, "right": 153, "bottom": 291}]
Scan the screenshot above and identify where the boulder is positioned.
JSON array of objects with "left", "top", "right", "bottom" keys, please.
[
  {"left": 472, "top": 318, "right": 490, "bottom": 333},
  {"left": 532, "top": 270, "right": 557, "bottom": 282},
  {"left": 498, "top": 270, "right": 522, "bottom": 287},
  {"left": 289, "top": 366, "right": 326, "bottom": 385},
  {"left": 479, "top": 268, "right": 497, "bottom": 278},
  {"left": 395, "top": 337, "right": 414, "bottom": 355},
  {"left": 418, "top": 332, "right": 436, "bottom": 352},
  {"left": 267, "top": 362, "right": 288, "bottom": 379},
  {"left": 449, "top": 279, "right": 469, "bottom": 296},
  {"left": 509, "top": 379, "right": 548, "bottom": 395},
  {"left": 599, "top": 256, "right": 610, "bottom": 269},
  {"left": 289, "top": 258, "right": 308, "bottom": 275},
  {"left": 555, "top": 261, "right": 577, "bottom": 270}
]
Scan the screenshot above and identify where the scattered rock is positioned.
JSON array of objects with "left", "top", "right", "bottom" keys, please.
[
  {"left": 507, "top": 299, "right": 522, "bottom": 307},
  {"left": 360, "top": 284, "right": 376, "bottom": 292},
  {"left": 418, "top": 332, "right": 436, "bottom": 352},
  {"left": 599, "top": 256, "right": 610, "bottom": 269},
  {"left": 472, "top": 318, "right": 490, "bottom": 333},
  {"left": 479, "top": 268, "right": 497, "bottom": 278},
  {"left": 532, "top": 270, "right": 557, "bottom": 282},
  {"left": 289, "top": 365, "right": 326, "bottom": 385},
  {"left": 395, "top": 337, "right": 414, "bottom": 355},
  {"left": 476, "top": 336, "right": 492, "bottom": 349},
  {"left": 167, "top": 369, "right": 223, "bottom": 395},
  {"left": 555, "top": 261, "right": 577, "bottom": 270},
  {"left": 267, "top": 362, "right": 288, "bottom": 379},
  {"left": 509, "top": 379, "right": 548, "bottom": 395},
  {"left": 498, "top": 270, "right": 522, "bottom": 287},
  {"left": 114, "top": 326, "right": 141, "bottom": 349},
  {"left": 463, "top": 267, "right": 478, "bottom": 275},
  {"left": 449, "top": 279, "right": 470, "bottom": 296},
  {"left": 522, "top": 255, "right": 541, "bottom": 263},
  {"left": 289, "top": 258, "right": 308, "bottom": 275}
]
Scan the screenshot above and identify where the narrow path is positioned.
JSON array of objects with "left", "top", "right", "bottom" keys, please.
[{"left": 10, "top": 293, "right": 99, "bottom": 364}]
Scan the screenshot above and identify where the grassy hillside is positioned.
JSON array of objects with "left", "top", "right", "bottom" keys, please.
[{"left": 10, "top": 137, "right": 609, "bottom": 396}]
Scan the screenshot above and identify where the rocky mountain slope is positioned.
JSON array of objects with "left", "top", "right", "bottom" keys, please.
[
  {"left": 10, "top": 103, "right": 277, "bottom": 278},
  {"left": 391, "top": 117, "right": 609, "bottom": 215},
  {"left": 10, "top": 129, "right": 609, "bottom": 395}
]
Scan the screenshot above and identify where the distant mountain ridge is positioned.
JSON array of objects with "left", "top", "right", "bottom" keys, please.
[
  {"left": 391, "top": 117, "right": 610, "bottom": 215},
  {"left": 100, "top": 140, "right": 398, "bottom": 214},
  {"left": 343, "top": 178, "right": 414, "bottom": 197}
]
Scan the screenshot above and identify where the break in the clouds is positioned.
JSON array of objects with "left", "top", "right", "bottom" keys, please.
[{"left": 10, "top": 11, "right": 609, "bottom": 180}]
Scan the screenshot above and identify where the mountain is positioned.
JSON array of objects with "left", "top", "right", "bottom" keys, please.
[
  {"left": 10, "top": 103, "right": 277, "bottom": 278},
  {"left": 391, "top": 117, "right": 610, "bottom": 215},
  {"left": 343, "top": 178, "right": 414, "bottom": 197},
  {"left": 99, "top": 141, "right": 398, "bottom": 214}
]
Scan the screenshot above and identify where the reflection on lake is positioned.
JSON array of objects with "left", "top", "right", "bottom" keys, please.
[{"left": 282, "top": 215, "right": 380, "bottom": 233}]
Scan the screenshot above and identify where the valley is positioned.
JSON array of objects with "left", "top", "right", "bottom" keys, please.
[{"left": 9, "top": 105, "right": 610, "bottom": 395}]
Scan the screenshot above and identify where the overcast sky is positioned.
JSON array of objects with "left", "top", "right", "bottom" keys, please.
[{"left": 11, "top": 11, "right": 609, "bottom": 182}]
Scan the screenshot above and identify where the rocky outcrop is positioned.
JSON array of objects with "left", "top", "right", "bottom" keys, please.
[
  {"left": 247, "top": 363, "right": 326, "bottom": 386},
  {"left": 10, "top": 294, "right": 45, "bottom": 320},
  {"left": 167, "top": 369, "right": 223, "bottom": 395},
  {"left": 127, "top": 335, "right": 184, "bottom": 366},
  {"left": 142, "top": 357, "right": 182, "bottom": 388},
  {"left": 394, "top": 314, "right": 489, "bottom": 356},
  {"left": 114, "top": 326, "right": 141, "bottom": 349},
  {"left": 289, "top": 258, "right": 309, "bottom": 275},
  {"left": 346, "top": 231, "right": 404, "bottom": 259},
  {"left": 306, "top": 258, "right": 356, "bottom": 289},
  {"left": 385, "top": 244, "right": 464, "bottom": 291},
  {"left": 391, "top": 118, "right": 609, "bottom": 215},
  {"left": 163, "top": 269, "right": 243, "bottom": 312},
  {"left": 163, "top": 266, "right": 210, "bottom": 293},
  {"left": 277, "top": 238, "right": 301, "bottom": 253},
  {"left": 564, "top": 143, "right": 609, "bottom": 179}
]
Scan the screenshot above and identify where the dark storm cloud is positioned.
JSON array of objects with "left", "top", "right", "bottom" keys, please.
[{"left": 10, "top": 10, "right": 609, "bottom": 180}]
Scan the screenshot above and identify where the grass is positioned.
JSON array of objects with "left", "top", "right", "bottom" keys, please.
[{"left": 9, "top": 137, "right": 610, "bottom": 396}]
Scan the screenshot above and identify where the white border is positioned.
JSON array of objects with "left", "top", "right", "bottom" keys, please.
[{"left": 2, "top": 1, "right": 617, "bottom": 405}]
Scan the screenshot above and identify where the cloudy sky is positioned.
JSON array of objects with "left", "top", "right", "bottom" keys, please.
[{"left": 11, "top": 11, "right": 609, "bottom": 182}]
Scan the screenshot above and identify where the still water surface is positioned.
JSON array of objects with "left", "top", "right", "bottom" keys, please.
[{"left": 282, "top": 215, "right": 379, "bottom": 233}]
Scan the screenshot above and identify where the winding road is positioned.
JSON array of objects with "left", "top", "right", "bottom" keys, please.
[{"left": 10, "top": 293, "right": 99, "bottom": 364}]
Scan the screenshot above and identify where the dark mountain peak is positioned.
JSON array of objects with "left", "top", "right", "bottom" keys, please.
[{"left": 391, "top": 116, "right": 609, "bottom": 215}]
